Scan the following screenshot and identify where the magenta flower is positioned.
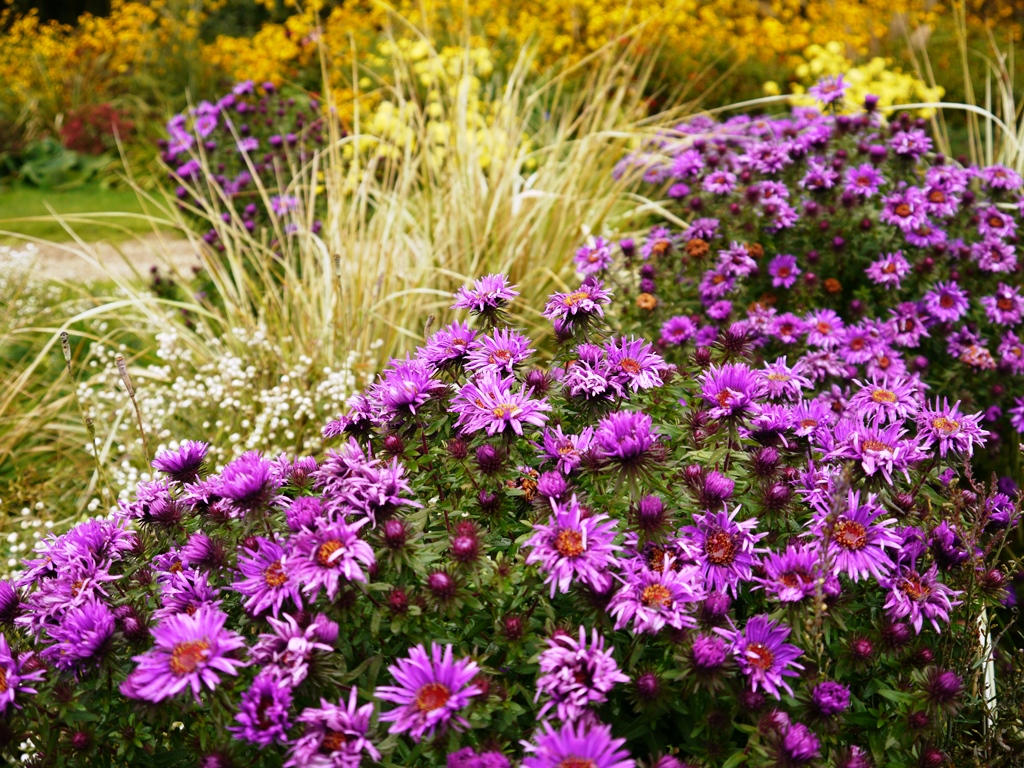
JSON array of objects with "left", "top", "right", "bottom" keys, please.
[
  {"left": 641, "top": 226, "right": 676, "bottom": 260},
  {"left": 981, "top": 283, "right": 1024, "bottom": 326},
  {"left": 717, "top": 614, "right": 804, "bottom": 698},
  {"left": 703, "top": 169, "right": 737, "bottom": 195},
  {"left": 660, "top": 315, "right": 697, "bottom": 345},
  {"left": 451, "top": 371, "right": 551, "bottom": 436},
  {"left": 230, "top": 670, "right": 293, "bottom": 747},
  {"left": 575, "top": 237, "right": 614, "bottom": 275},
  {"left": 981, "top": 164, "right": 1023, "bottom": 190},
  {"left": 421, "top": 321, "right": 478, "bottom": 369},
  {"left": 377, "top": 643, "right": 481, "bottom": 742},
  {"left": 540, "top": 426, "right": 595, "bottom": 474},
  {"left": 880, "top": 188, "right": 927, "bottom": 233},
  {"left": 604, "top": 336, "right": 667, "bottom": 391},
  {"left": 120, "top": 605, "right": 247, "bottom": 703},
  {"left": 844, "top": 164, "right": 884, "bottom": 197},
  {"left": 543, "top": 281, "right": 612, "bottom": 332},
  {"left": 882, "top": 564, "right": 962, "bottom": 633},
  {"left": 848, "top": 376, "right": 921, "bottom": 424},
  {"left": 152, "top": 440, "right": 209, "bottom": 483},
  {"left": 535, "top": 627, "right": 630, "bottom": 722},
  {"left": 828, "top": 418, "right": 927, "bottom": 482},
  {"left": 684, "top": 506, "right": 765, "bottom": 596},
  {"left": 369, "top": 354, "right": 445, "bottom": 418},
  {"left": 768, "top": 254, "right": 800, "bottom": 289},
  {"left": 451, "top": 274, "right": 519, "bottom": 314},
  {"left": 285, "top": 688, "right": 380, "bottom": 768},
  {"left": 865, "top": 251, "right": 910, "bottom": 289},
  {"left": 40, "top": 597, "right": 114, "bottom": 670},
  {"left": 0, "top": 633, "right": 44, "bottom": 713},
  {"left": 804, "top": 309, "right": 845, "bottom": 349},
  {"left": 923, "top": 281, "right": 969, "bottom": 323},
  {"left": 522, "top": 719, "right": 633, "bottom": 768},
  {"left": 757, "top": 358, "right": 811, "bottom": 401},
  {"left": 810, "top": 488, "right": 901, "bottom": 582},
  {"left": 465, "top": 328, "right": 533, "bottom": 374},
  {"left": 917, "top": 399, "right": 988, "bottom": 457},
  {"left": 701, "top": 363, "right": 765, "bottom": 420},
  {"left": 808, "top": 74, "right": 848, "bottom": 104},
  {"left": 524, "top": 495, "right": 621, "bottom": 597},
  {"left": 811, "top": 681, "right": 851, "bottom": 717},
  {"left": 251, "top": 613, "right": 336, "bottom": 686},
  {"left": 233, "top": 537, "right": 302, "bottom": 617},
  {"left": 757, "top": 544, "right": 826, "bottom": 603},
  {"left": 289, "top": 518, "right": 375, "bottom": 602},
  {"left": 607, "top": 565, "right": 704, "bottom": 634}
]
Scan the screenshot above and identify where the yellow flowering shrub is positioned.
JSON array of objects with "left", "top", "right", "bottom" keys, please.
[{"left": 767, "top": 41, "right": 945, "bottom": 117}]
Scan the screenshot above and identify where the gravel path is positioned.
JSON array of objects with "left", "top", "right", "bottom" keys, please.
[{"left": 2, "top": 234, "right": 202, "bottom": 283}]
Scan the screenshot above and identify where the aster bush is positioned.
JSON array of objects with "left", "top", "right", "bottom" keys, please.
[
  {"left": 2, "top": 273, "right": 1021, "bottom": 767},
  {"left": 607, "top": 79, "right": 1024, "bottom": 483}
]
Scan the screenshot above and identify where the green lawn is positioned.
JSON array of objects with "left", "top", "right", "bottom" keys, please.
[{"left": 0, "top": 184, "right": 174, "bottom": 244}]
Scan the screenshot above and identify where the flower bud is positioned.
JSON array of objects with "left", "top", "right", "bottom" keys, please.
[
  {"left": 450, "top": 522, "right": 481, "bottom": 565},
  {"left": 634, "top": 671, "right": 662, "bottom": 702},
  {"left": 383, "top": 519, "right": 407, "bottom": 550},
  {"left": 501, "top": 614, "right": 524, "bottom": 641},
  {"left": 636, "top": 495, "right": 667, "bottom": 534},
  {"left": 536, "top": 471, "right": 568, "bottom": 501},
  {"left": 382, "top": 434, "right": 405, "bottom": 456},
  {"left": 426, "top": 570, "right": 457, "bottom": 602},
  {"left": 477, "top": 490, "right": 500, "bottom": 514},
  {"left": 751, "top": 446, "right": 779, "bottom": 477},
  {"left": 387, "top": 587, "right": 409, "bottom": 614},
  {"left": 475, "top": 445, "right": 504, "bottom": 475},
  {"left": 447, "top": 438, "right": 468, "bottom": 460}
]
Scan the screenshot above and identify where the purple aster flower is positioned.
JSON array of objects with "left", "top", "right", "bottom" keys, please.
[
  {"left": 604, "top": 336, "right": 667, "bottom": 391},
  {"left": 237, "top": 136, "right": 259, "bottom": 154},
  {"left": 882, "top": 563, "right": 961, "bottom": 633},
  {"left": 799, "top": 158, "right": 840, "bottom": 192},
  {"left": 535, "top": 627, "right": 629, "bottom": 722},
  {"left": 685, "top": 217, "right": 720, "bottom": 240},
  {"left": 196, "top": 451, "right": 283, "bottom": 517},
  {"left": 865, "top": 251, "right": 910, "bottom": 289},
  {"left": 888, "top": 303, "right": 930, "bottom": 348},
  {"left": 827, "top": 418, "right": 927, "bottom": 482},
  {"left": 880, "top": 188, "right": 927, "bottom": 233},
  {"left": 289, "top": 518, "right": 375, "bottom": 602},
  {"left": 451, "top": 371, "right": 551, "bottom": 436},
  {"left": 917, "top": 399, "right": 987, "bottom": 457},
  {"left": 781, "top": 722, "right": 821, "bottom": 764},
  {"left": 120, "top": 605, "right": 247, "bottom": 703},
  {"left": 972, "top": 238, "right": 1018, "bottom": 273},
  {"left": 889, "top": 128, "right": 932, "bottom": 159},
  {"left": 524, "top": 495, "right": 621, "bottom": 597},
  {"left": 844, "top": 163, "right": 884, "bottom": 197},
  {"left": 540, "top": 426, "right": 595, "bottom": 474},
  {"left": 522, "top": 719, "right": 633, "bottom": 768},
  {"left": 701, "top": 363, "right": 765, "bottom": 420},
  {"left": 703, "top": 169, "right": 737, "bottom": 195},
  {"left": 152, "top": 440, "right": 209, "bottom": 483},
  {"left": 811, "top": 681, "right": 851, "bottom": 717},
  {"left": 999, "top": 331, "right": 1024, "bottom": 373},
  {"left": 981, "top": 164, "right": 1023, "bottom": 191},
  {"left": 699, "top": 269, "right": 735, "bottom": 302},
  {"left": 982, "top": 283, "right": 1024, "bottom": 326},
  {"left": 768, "top": 254, "right": 800, "bottom": 289},
  {"left": 809, "top": 488, "right": 901, "bottom": 582},
  {"left": 233, "top": 537, "right": 302, "bottom": 617},
  {"left": 448, "top": 748, "right": 510, "bottom": 768},
  {"left": 251, "top": 613, "right": 336, "bottom": 686},
  {"left": 923, "top": 281, "right": 969, "bottom": 322},
  {"left": 929, "top": 521, "right": 969, "bottom": 570},
  {"left": 543, "top": 280, "right": 612, "bottom": 334},
  {"left": 769, "top": 313, "right": 806, "bottom": 345},
  {"left": 155, "top": 570, "right": 222, "bottom": 621},
  {"left": 451, "top": 274, "right": 519, "bottom": 315},
  {"left": 40, "top": 597, "right": 115, "bottom": 670},
  {"left": 978, "top": 206, "right": 1016, "bottom": 238},
  {"left": 313, "top": 439, "right": 420, "bottom": 525},
  {"left": 848, "top": 376, "right": 921, "bottom": 424},
  {"left": 420, "top": 321, "right": 478, "bottom": 368},
  {"left": 285, "top": 688, "right": 380, "bottom": 768},
  {"left": 804, "top": 309, "right": 845, "bottom": 349},
  {"left": 575, "top": 237, "right": 614, "bottom": 275},
  {"left": 466, "top": 329, "right": 533, "bottom": 374},
  {"left": 660, "top": 315, "right": 697, "bottom": 345},
  {"left": 593, "top": 410, "right": 659, "bottom": 475},
  {"left": 757, "top": 358, "right": 811, "bottom": 401},
  {"left": 688, "top": 632, "right": 730, "bottom": 682},
  {"left": 370, "top": 354, "right": 444, "bottom": 418},
  {"left": 757, "top": 543, "right": 825, "bottom": 603},
  {"left": 607, "top": 565, "right": 704, "bottom": 634},
  {"left": 270, "top": 194, "right": 299, "bottom": 216},
  {"left": 809, "top": 74, "right": 848, "bottom": 104},
  {"left": 641, "top": 226, "right": 676, "bottom": 260},
  {"left": 377, "top": 643, "right": 481, "bottom": 742},
  {"left": 684, "top": 506, "right": 765, "bottom": 597},
  {"left": 706, "top": 300, "right": 732, "bottom": 320},
  {"left": 0, "top": 633, "right": 44, "bottom": 713},
  {"left": 717, "top": 614, "right": 804, "bottom": 698},
  {"left": 718, "top": 242, "right": 757, "bottom": 278},
  {"left": 230, "top": 670, "right": 293, "bottom": 747}
]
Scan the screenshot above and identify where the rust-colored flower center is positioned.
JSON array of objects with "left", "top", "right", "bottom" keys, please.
[
  {"left": 834, "top": 519, "right": 868, "bottom": 551},
  {"left": 415, "top": 682, "right": 451, "bottom": 712},
  {"left": 636, "top": 293, "right": 657, "bottom": 310},
  {"left": 705, "top": 530, "right": 736, "bottom": 566},
  {"left": 316, "top": 540, "right": 345, "bottom": 568},
  {"left": 651, "top": 239, "right": 670, "bottom": 256},
  {"left": 883, "top": 261, "right": 898, "bottom": 274},
  {"left": 987, "top": 215, "right": 1003, "bottom": 227},
  {"left": 715, "top": 390, "right": 734, "bottom": 408},
  {"left": 712, "top": 274, "right": 726, "bottom": 285},
  {"left": 997, "top": 297, "right": 1014, "bottom": 311},
  {"left": 849, "top": 337, "right": 865, "bottom": 351},
  {"left": 928, "top": 190, "right": 946, "bottom": 203},
  {"left": 489, "top": 349, "right": 513, "bottom": 364},
  {"left": 619, "top": 358, "right": 641, "bottom": 376},
  {"left": 264, "top": 560, "right": 288, "bottom": 588},
  {"left": 491, "top": 403, "right": 521, "bottom": 419},
  {"left": 745, "top": 642, "right": 775, "bottom": 671},
  {"left": 320, "top": 730, "right": 348, "bottom": 752},
  {"left": 557, "top": 758, "right": 597, "bottom": 768},
  {"left": 816, "top": 321, "right": 832, "bottom": 334},
  {"left": 641, "top": 584, "right": 673, "bottom": 608},
  {"left": 686, "top": 238, "right": 709, "bottom": 258},
  {"left": 931, "top": 416, "right": 960, "bottom": 433},
  {"left": 871, "top": 389, "right": 897, "bottom": 404},
  {"left": 894, "top": 203, "right": 912, "bottom": 217},
  {"left": 777, "top": 266, "right": 791, "bottom": 277},
  {"left": 939, "top": 294, "right": 954, "bottom": 308},
  {"left": 877, "top": 356, "right": 892, "bottom": 370},
  {"left": 824, "top": 278, "right": 842, "bottom": 294},
  {"left": 563, "top": 291, "right": 589, "bottom": 307},
  {"left": 856, "top": 175, "right": 871, "bottom": 186},
  {"left": 170, "top": 639, "right": 210, "bottom": 676},
  {"left": 555, "top": 529, "right": 585, "bottom": 558},
  {"left": 862, "top": 439, "right": 892, "bottom": 452},
  {"left": 647, "top": 546, "right": 668, "bottom": 572},
  {"left": 899, "top": 573, "right": 931, "bottom": 601},
  {"left": 779, "top": 323, "right": 794, "bottom": 336},
  {"left": 779, "top": 570, "right": 811, "bottom": 589},
  {"left": 800, "top": 418, "right": 818, "bottom": 429},
  {"left": 0, "top": 667, "right": 7, "bottom": 694}
]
